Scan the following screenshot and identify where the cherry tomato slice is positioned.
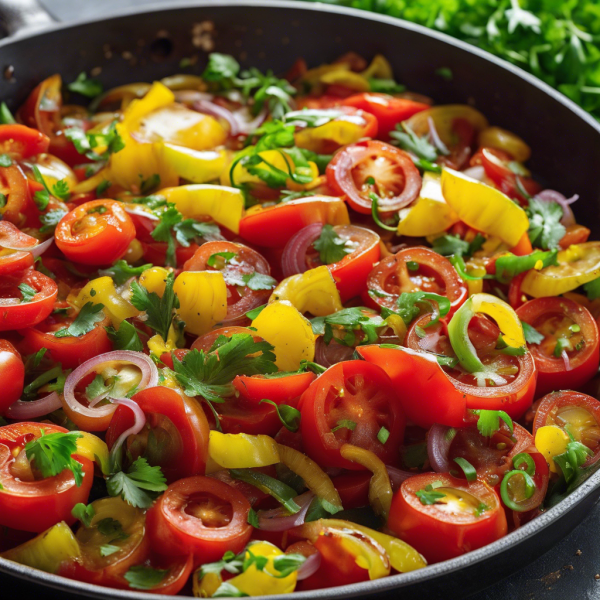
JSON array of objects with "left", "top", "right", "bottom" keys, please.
[
  {"left": 0, "top": 124, "right": 49, "bottom": 159},
  {"left": 327, "top": 140, "right": 421, "bottom": 214},
  {"left": 233, "top": 371, "right": 316, "bottom": 405},
  {"left": 0, "top": 339, "right": 25, "bottom": 415},
  {"left": 0, "top": 164, "right": 38, "bottom": 227}
]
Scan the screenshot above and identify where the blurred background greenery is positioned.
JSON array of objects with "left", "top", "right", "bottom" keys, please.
[{"left": 307, "top": 0, "right": 600, "bottom": 120}]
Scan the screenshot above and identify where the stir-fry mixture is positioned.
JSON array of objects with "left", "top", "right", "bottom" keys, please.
[{"left": 0, "top": 52, "right": 599, "bottom": 596}]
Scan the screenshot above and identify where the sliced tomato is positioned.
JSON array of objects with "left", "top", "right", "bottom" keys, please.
[
  {"left": 388, "top": 472, "right": 507, "bottom": 564},
  {"left": 233, "top": 371, "right": 316, "bottom": 405},
  {"left": 0, "top": 422, "right": 94, "bottom": 532},
  {"left": 298, "top": 360, "right": 405, "bottom": 469},
  {"left": 239, "top": 196, "right": 349, "bottom": 248},
  {"left": 0, "top": 164, "right": 38, "bottom": 227},
  {"left": 327, "top": 140, "right": 421, "bottom": 214},
  {"left": 341, "top": 93, "right": 429, "bottom": 140},
  {"left": 212, "top": 398, "right": 283, "bottom": 436},
  {"left": 106, "top": 387, "right": 210, "bottom": 483},
  {"left": 559, "top": 224, "right": 590, "bottom": 249},
  {"left": 0, "top": 269, "right": 58, "bottom": 331},
  {"left": 367, "top": 246, "right": 468, "bottom": 315},
  {"left": 55, "top": 200, "right": 136, "bottom": 265},
  {"left": 0, "top": 339, "right": 25, "bottom": 415},
  {"left": 0, "top": 124, "right": 49, "bottom": 159},
  {"left": 330, "top": 472, "right": 371, "bottom": 510},
  {"left": 183, "top": 241, "right": 274, "bottom": 324},
  {"left": 517, "top": 297, "right": 599, "bottom": 397},
  {"left": 146, "top": 476, "right": 252, "bottom": 564}
]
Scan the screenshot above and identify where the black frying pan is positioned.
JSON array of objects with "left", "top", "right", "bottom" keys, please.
[{"left": 0, "top": 1, "right": 600, "bottom": 599}]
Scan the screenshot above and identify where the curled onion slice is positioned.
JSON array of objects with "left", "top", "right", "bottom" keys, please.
[
  {"left": 427, "top": 423, "right": 456, "bottom": 473},
  {"left": 296, "top": 551, "right": 322, "bottom": 580},
  {"left": 63, "top": 351, "right": 158, "bottom": 422},
  {"left": 257, "top": 491, "right": 314, "bottom": 531},
  {"left": 281, "top": 223, "right": 323, "bottom": 278},
  {"left": 314, "top": 337, "right": 355, "bottom": 369},
  {"left": 193, "top": 99, "right": 239, "bottom": 136},
  {"left": 109, "top": 397, "right": 147, "bottom": 460},
  {"left": 385, "top": 465, "right": 416, "bottom": 492},
  {"left": 6, "top": 391, "right": 62, "bottom": 420},
  {"left": 534, "top": 190, "right": 578, "bottom": 227},
  {"left": 123, "top": 205, "right": 160, "bottom": 221}
]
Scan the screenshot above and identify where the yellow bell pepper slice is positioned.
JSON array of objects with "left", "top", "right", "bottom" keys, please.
[
  {"left": 72, "top": 168, "right": 111, "bottom": 195},
  {"left": 521, "top": 242, "right": 600, "bottom": 298},
  {"left": 74, "top": 277, "right": 139, "bottom": 326},
  {"left": 441, "top": 167, "right": 529, "bottom": 247},
  {"left": 535, "top": 425, "right": 570, "bottom": 474},
  {"left": 147, "top": 324, "right": 179, "bottom": 357},
  {"left": 109, "top": 81, "right": 179, "bottom": 191},
  {"left": 160, "top": 183, "right": 244, "bottom": 234},
  {"left": 23, "top": 154, "right": 78, "bottom": 191},
  {"left": 295, "top": 117, "right": 367, "bottom": 153},
  {"left": 470, "top": 293, "right": 525, "bottom": 348},
  {"left": 139, "top": 266, "right": 170, "bottom": 297},
  {"left": 174, "top": 271, "right": 228, "bottom": 336},
  {"left": 478, "top": 126, "right": 531, "bottom": 163},
  {"left": 207, "top": 432, "right": 280, "bottom": 472},
  {"left": 161, "top": 144, "right": 227, "bottom": 183},
  {"left": 397, "top": 172, "right": 459, "bottom": 236},
  {"left": 251, "top": 301, "right": 315, "bottom": 371},
  {"left": 319, "top": 69, "right": 370, "bottom": 92},
  {"left": 361, "top": 54, "right": 394, "bottom": 80},
  {"left": 76, "top": 432, "right": 110, "bottom": 475},
  {"left": 314, "top": 519, "right": 427, "bottom": 573},
  {"left": 1, "top": 522, "right": 80, "bottom": 573},
  {"left": 270, "top": 265, "right": 343, "bottom": 317}
]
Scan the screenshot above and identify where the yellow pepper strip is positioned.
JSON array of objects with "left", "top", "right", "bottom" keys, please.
[
  {"left": 464, "top": 261, "right": 486, "bottom": 296},
  {"left": 360, "top": 54, "right": 394, "bottom": 80},
  {"left": 251, "top": 301, "right": 315, "bottom": 371},
  {"left": 207, "top": 432, "right": 280, "bottom": 472},
  {"left": 385, "top": 313, "right": 407, "bottom": 344},
  {"left": 270, "top": 265, "right": 343, "bottom": 317},
  {"left": 124, "top": 239, "right": 144, "bottom": 263},
  {"left": 139, "top": 266, "right": 170, "bottom": 297},
  {"left": 109, "top": 82, "right": 179, "bottom": 191},
  {"left": 470, "top": 293, "right": 525, "bottom": 348},
  {"left": 147, "top": 324, "right": 179, "bottom": 357},
  {"left": 441, "top": 167, "right": 529, "bottom": 247},
  {"left": 397, "top": 172, "right": 459, "bottom": 237},
  {"left": 72, "top": 169, "right": 111, "bottom": 195},
  {"left": 404, "top": 104, "right": 489, "bottom": 146},
  {"left": 521, "top": 242, "right": 600, "bottom": 298},
  {"left": 76, "top": 432, "right": 110, "bottom": 475},
  {"left": 1, "top": 522, "right": 80, "bottom": 573},
  {"left": 299, "top": 519, "right": 427, "bottom": 574},
  {"left": 174, "top": 271, "right": 228, "bottom": 336},
  {"left": 295, "top": 118, "right": 367, "bottom": 153},
  {"left": 161, "top": 144, "right": 227, "bottom": 183},
  {"left": 23, "top": 154, "right": 78, "bottom": 191},
  {"left": 340, "top": 444, "right": 392, "bottom": 521},
  {"left": 160, "top": 183, "right": 244, "bottom": 235},
  {"left": 74, "top": 277, "right": 139, "bottom": 327},
  {"left": 277, "top": 443, "right": 343, "bottom": 511},
  {"left": 194, "top": 571, "right": 222, "bottom": 598},
  {"left": 478, "top": 126, "right": 531, "bottom": 163},
  {"left": 319, "top": 69, "right": 370, "bottom": 92},
  {"left": 535, "top": 425, "right": 570, "bottom": 474},
  {"left": 302, "top": 63, "right": 351, "bottom": 86}
]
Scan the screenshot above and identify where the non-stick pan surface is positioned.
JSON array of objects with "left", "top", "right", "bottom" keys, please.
[{"left": 0, "top": 2, "right": 599, "bottom": 599}]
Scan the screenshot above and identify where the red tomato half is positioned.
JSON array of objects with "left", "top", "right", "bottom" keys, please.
[
  {"left": 146, "top": 476, "right": 252, "bottom": 564},
  {"left": 0, "top": 124, "right": 49, "bottom": 159},
  {"left": 341, "top": 93, "right": 429, "bottom": 140},
  {"left": 327, "top": 140, "right": 421, "bottom": 214},
  {"left": 0, "top": 422, "right": 93, "bottom": 532},
  {"left": 367, "top": 246, "right": 468, "bottom": 315},
  {"left": 55, "top": 200, "right": 136, "bottom": 265},
  {"left": 0, "top": 340, "right": 25, "bottom": 415},
  {"left": 0, "top": 163, "right": 38, "bottom": 226},
  {"left": 0, "top": 269, "right": 58, "bottom": 331},
  {"left": 106, "top": 387, "right": 210, "bottom": 483},
  {"left": 298, "top": 360, "right": 405, "bottom": 469},
  {"left": 233, "top": 371, "right": 316, "bottom": 405},
  {"left": 388, "top": 472, "right": 507, "bottom": 564},
  {"left": 517, "top": 298, "right": 599, "bottom": 397}
]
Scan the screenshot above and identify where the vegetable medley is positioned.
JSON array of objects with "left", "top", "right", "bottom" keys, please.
[{"left": 1, "top": 51, "right": 600, "bottom": 596}]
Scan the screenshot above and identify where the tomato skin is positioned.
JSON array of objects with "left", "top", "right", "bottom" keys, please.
[
  {"left": 0, "top": 422, "right": 94, "bottom": 532},
  {"left": 560, "top": 224, "right": 590, "bottom": 249},
  {"left": 146, "top": 476, "right": 252, "bottom": 564},
  {"left": 367, "top": 246, "right": 468, "bottom": 316},
  {"left": 0, "top": 269, "right": 58, "bottom": 331},
  {"left": 0, "top": 339, "right": 25, "bottom": 415},
  {"left": 388, "top": 472, "right": 507, "bottom": 564},
  {"left": 55, "top": 200, "right": 136, "bottom": 265},
  {"left": 0, "top": 124, "right": 49, "bottom": 159},
  {"left": 213, "top": 398, "right": 283, "bottom": 436},
  {"left": 330, "top": 472, "right": 371, "bottom": 510},
  {"left": 341, "top": 93, "right": 429, "bottom": 140},
  {"left": 298, "top": 360, "right": 406, "bottom": 469},
  {"left": 232, "top": 371, "right": 316, "bottom": 405},
  {"left": 326, "top": 140, "right": 421, "bottom": 214},
  {"left": 106, "top": 387, "right": 210, "bottom": 483},
  {"left": 517, "top": 298, "right": 599, "bottom": 397},
  {"left": 0, "top": 164, "right": 38, "bottom": 226},
  {"left": 0, "top": 251, "right": 34, "bottom": 277}
]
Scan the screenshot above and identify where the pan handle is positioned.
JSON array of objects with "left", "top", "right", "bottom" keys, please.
[{"left": 0, "top": 0, "right": 55, "bottom": 37}]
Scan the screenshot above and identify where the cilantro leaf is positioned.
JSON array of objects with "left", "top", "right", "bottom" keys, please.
[
  {"left": 259, "top": 399, "right": 300, "bottom": 432},
  {"left": 331, "top": 419, "right": 357, "bottom": 433},
  {"left": 474, "top": 409, "right": 514, "bottom": 437},
  {"left": 106, "top": 457, "right": 167, "bottom": 508},
  {"left": 432, "top": 233, "right": 485, "bottom": 258},
  {"left": 85, "top": 374, "right": 113, "bottom": 401},
  {"left": 39, "top": 208, "right": 67, "bottom": 234},
  {"left": 18, "top": 283, "right": 37, "bottom": 303},
  {"left": 99, "top": 260, "right": 153, "bottom": 286},
  {"left": 416, "top": 487, "right": 446, "bottom": 505},
  {"left": 124, "top": 566, "right": 168, "bottom": 590},
  {"left": 240, "top": 272, "right": 277, "bottom": 291},
  {"left": 130, "top": 272, "right": 179, "bottom": 343},
  {"left": 313, "top": 224, "right": 352, "bottom": 264},
  {"left": 150, "top": 206, "right": 182, "bottom": 267},
  {"left": 65, "top": 120, "right": 124, "bottom": 161},
  {"left": 106, "top": 320, "right": 144, "bottom": 352},
  {"left": 310, "top": 307, "right": 385, "bottom": 346},
  {"left": 394, "top": 291, "right": 451, "bottom": 326},
  {"left": 67, "top": 72, "right": 103, "bottom": 98},
  {"left": 207, "top": 251, "right": 237, "bottom": 268},
  {"left": 51, "top": 179, "right": 70, "bottom": 201},
  {"left": 390, "top": 123, "right": 440, "bottom": 161},
  {"left": 54, "top": 302, "right": 105, "bottom": 338},
  {"left": 526, "top": 198, "right": 566, "bottom": 250},
  {"left": 100, "top": 545, "right": 120, "bottom": 557},
  {"left": 202, "top": 53, "right": 241, "bottom": 82},
  {"left": 25, "top": 430, "right": 84, "bottom": 486},
  {"left": 521, "top": 321, "right": 544, "bottom": 345},
  {"left": 71, "top": 502, "right": 95, "bottom": 527}
]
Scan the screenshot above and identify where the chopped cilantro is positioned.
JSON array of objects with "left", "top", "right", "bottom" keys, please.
[
  {"left": 54, "top": 302, "right": 105, "bottom": 338},
  {"left": 99, "top": 260, "right": 153, "bottom": 286},
  {"left": 124, "top": 565, "right": 168, "bottom": 590},
  {"left": 390, "top": 123, "right": 441, "bottom": 161},
  {"left": 473, "top": 409, "right": 514, "bottom": 437},
  {"left": 313, "top": 224, "right": 352, "bottom": 264},
  {"left": 105, "top": 320, "right": 144, "bottom": 352},
  {"left": 18, "top": 283, "right": 37, "bottom": 303},
  {"left": 331, "top": 419, "right": 357, "bottom": 433},
  {"left": 25, "top": 430, "right": 84, "bottom": 486},
  {"left": 106, "top": 457, "right": 167, "bottom": 509},
  {"left": 67, "top": 72, "right": 103, "bottom": 98},
  {"left": 521, "top": 321, "right": 544, "bottom": 345},
  {"left": 71, "top": 502, "right": 95, "bottom": 527},
  {"left": 526, "top": 198, "right": 566, "bottom": 250},
  {"left": 377, "top": 426, "right": 390, "bottom": 444}
]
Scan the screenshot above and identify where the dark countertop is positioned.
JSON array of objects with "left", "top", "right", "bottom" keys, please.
[{"left": 0, "top": 0, "right": 598, "bottom": 598}]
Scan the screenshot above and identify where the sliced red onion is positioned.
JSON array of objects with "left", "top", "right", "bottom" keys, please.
[
  {"left": 462, "top": 166, "right": 486, "bottom": 182},
  {"left": 63, "top": 351, "right": 158, "bottom": 421},
  {"left": 385, "top": 466, "right": 415, "bottom": 492},
  {"left": 314, "top": 337, "right": 355, "bottom": 369},
  {"left": 418, "top": 329, "right": 442, "bottom": 352},
  {"left": 427, "top": 116, "right": 449, "bottom": 155},
  {"left": 193, "top": 99, "right": 239, "bottom": 136},
  {"left": 281, "top": 223, "right": 323, "bottom": 278},
  {"left": 562, "top": 349, "right": 572, "bottom": 372},
  {"left": 232, "top": 106, "right": 268, "bottom": 135},
  {"left": 123, "top": 205, "right": 160, "bottom": 221},
  {"left": 257, "top": 491, "right": 314, "bottom": 531},
  {"left": 0, "top": 235, "right": 54, "bottom": 258},
  {"left": 534, "top": 190, "right": 578, "bottom": 227},
  {"left": 173, "top": 90, "right": 213, "bottom": 104},
  {"left": 109, "top": 397, "right": 147, "bottom": 458},
  {"left": 296, "top": 551, "right": 322, "bottom": 581},
  {"left": 427, "top": 423, "right": 456, "bottom": 473},
  {"left": 6, "top": 391, "right": 62, "bottom": 420}
]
